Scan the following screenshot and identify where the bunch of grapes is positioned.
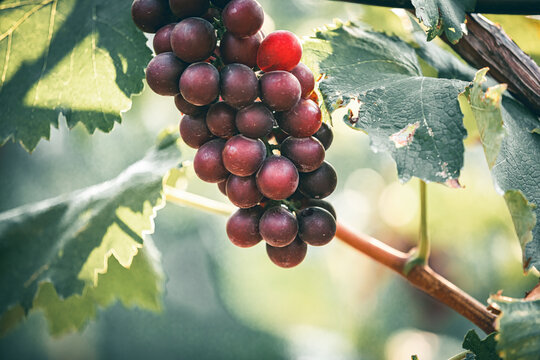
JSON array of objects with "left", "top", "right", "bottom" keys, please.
[{"left": 132, "top": 0, "right": 337, "bottom": 268}]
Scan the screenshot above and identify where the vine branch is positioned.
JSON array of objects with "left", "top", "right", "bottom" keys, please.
[{"left": 164, "top": 188, "right": 498, "bottom": 334}]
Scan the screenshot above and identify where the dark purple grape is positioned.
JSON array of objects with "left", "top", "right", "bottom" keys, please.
[
  {"left": 153, "top": 23, "right": 176, "bottom": 54},
  {"left": 313, "top": 122, "right": 334, "bottom": 150},
  {"left": 171, "top": 17, "right": 217, "bottom": 63},
  {"left": 280, "top": 136, "right": 325, "bottom": 172},
  {"left": 220, "top": 31, "right": 262, "bottom": 68},
  {"left": 266, "top": 237, "right": 307, "bottom": 268},
  {"left": 193, "top": 139, "right": 229, "bottom": 182},
  {"left": 260, "top": 71, "right": 301, "bottom": 111},
  {"left": 259, "top": 206, "right": 298, "bottom": 247},
  {"left": 211, "top": 0, "right": 231, "bottom": 8},
  {"left": 303, "top": 199, "right": 336, "bottom": 219},
  {"left": 299, "top": 161, "right": 337, "bottom": 199},
  {"left": 222, "top": 135, "right": 266, "bottom": 176},
  {"left": 226, "top": 175, "right": 263, "bottom": 208},
  {"left": 146, "top": 52, "right": 186, "bottom": 96},
  {"left": 278, "top": 99, "right": 321, "bottom": 137},
  {"left": 222, "top": 0, "right": 264, "bottom": 38},
  {"left": 226, "top": 206, "right": 264, "bottom": 247},
  {"left": 169, "top": 0, "right": 209, "bottom": 18},
  {"left": 132, "top": 0, "right": 174, "bottom": 33},
  {"left": 220, "top": 64, "right": 258, "bottom": 109},
  {"left": 218, "top": 178, "right": 228, "bottom": 195},
  {"left": 179, "top": 114, "right": 213, "bottom": 148},
  {"left": 179, "top": 62, "right": 219, "bottom": 106},
  {"left": 174, "top": 92, "right": 207, "bottom": 115},
  {"left": 206, "top": 102, "right": 237, "bottom": 138},
  {"left": 271, "top": 127, "right": 289, "bottom": 144},
  {"left": 297, "top": 207, "right": 336, "bottom": 246},
  {"left": 256, "top": 156, "right": 299, "bottom": 200},
  {"left": 290, "top": 62, "right": 315, "bottom": 98},
  {"left": 235, "top": 103, "right": 273, "bottom": 138}
]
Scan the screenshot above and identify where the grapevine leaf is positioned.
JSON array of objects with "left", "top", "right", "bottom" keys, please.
[
  {"left": 0, "top": 138, "right": 181, "bottom": 321},
  {"left": 303, "top": 21, "right": 467, "bottom": 184},
  {"left": 462, "top": 330, "right": 501, "bottom": 360},
  {"left": 464, "top": 69, "right": 540, "bottom": 273},
  {"left": 411, "top": 0, "right": 476, "bottom": 43},
  {"left": 0, "top": 0, "right": 152, "bottom": 152},
  {"left": 489, "top": 295, "right": 540, "bottom": 360}
]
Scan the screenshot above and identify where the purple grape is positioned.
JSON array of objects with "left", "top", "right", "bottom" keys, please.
[
  {"left": 169, "top": 0, "right": 209, "bottom": 19},
  {"left": 260, "top": 71, "right": 301, "bottom": 111},
  {"left": 313, "top": 122, "right": 334, "bottom": 150},
  {"left": 218, "top": 178, "right": 228, "bottom": 196},
  {"left": 179, "top": 62, "right": 219, "bottom": 106},
  {"left": 171, "top": 17, "right": 217, "bottom": 63},
  {"left": 256, "top": 156, "right": 299, "bottom": 200},
  {"left": 153, "top": 23, "right": 176, "bottom": 54},
  {"left": 206, "top": 102, "right": 237, "bottom": 138},
  {"left": 226, "top": 175, "right": 264, "bottom": 208},
  {"left": 211, "top": 0, "right": 231, "bottom": 8},
  {"left": 174, "top": 92, "right": 207, "bottom": 115},
  {"left": 220, "top": 31, "right": 262, "bottom": 68},
  {"left": 226, "top": 206, "right": 264, "bottom": 248},
  {"left": 280, "top": 136, "right": 325, "bottom": 172},
  {"left": 299, "top": 161, "right": 337, "bottom": 199},
  {"left": 145, "top": 52, "right": 186, "bottom": 96},
  {"left": 278, "top": 99, "right": 321, "bottom": 137},
  {"left": 222, "top": 135, "right": 266, "bottom": 176},
  {"left": 132, "top": 0, "right": 174, "bottom": 33},
  {"left": 222, "top": 0, "right": 264, "bottom": 38},
  {"left": 297, "top": 207, "right": 336, "bottom": 246},
  {"left": 220, "top": 64, "right": 259, "bottom": 109},
  {"left": 290, "top": 62, "right": 315, "bottom": 98},
  {"left": 266, "top": 237, "right": 307, "bottom": 268},
  {"left": 193, "top": 139, "right": 229, "bottom": 182},
  {"left": 179, "top": 114, "right": 213, "bottom": 148},
  {"left": 302, "top": 199, "right": 336, "bottom": 219},
  {"left": 259, "top": 206, "right": 298, "bottom": 247},
  {"left": 235, "top": 103, "right": 274, "bottom": 138}
]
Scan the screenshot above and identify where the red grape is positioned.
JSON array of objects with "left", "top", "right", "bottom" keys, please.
[
  {"left": 220, "top": 31, "right": 262, "bottom": 68},
  {"left": 235, "top": 103, "right": 274, "bottom": 138},
  {"left": 206, "top": 102, "right": 237, "bottom": 138},
  {"left": 257, "top": 30, "right": 302, "bottom": 72},
  {"left": 146, "top": 52, "right": 186, "bottom": 96},
  {"left": 193, "top": 139, "right": 229, "bottom": 182},
  {"left": 302, "top": 199, "right": 336, "bottom": 219},
  {"left": 259, "top": 206, "right": 298, "bottom": 247},
  {"left": 169, "top": 0, "right": 209, "bottom": 19},
  {"left": 132, "top": 0, "right": 174, "bottom": 33},
  {"left": 259, "top": 71, "right": 301, "bottom": 111},
  {"left": 280, "top": 136, "right": 325, "bottom": 172},
  {"left": 299, "top": 161, "right": 337, "bottom": 199},
  {"left": 179, "top": 114, "right": 213, "bottom": 148},
  {"left": 226, "top": 175, "right": 263, "bottom": 208},
  {"left": 222, "top": 135, "right": 266, "bottom": 176},
  {"left": 218, "top": 178, "right": 228, "bottom": 196},
  {"left": 212, "top": 0, "right": 231, "bottom": 8},
  {"left": 171, "top": 17, "right": 217, "bottom": 63},
  {"left": 153, "top": 23, "right": 176, "bottom": 54},
  {"left": 222, "top": 0, "right": 264, "bottom": 38},
  {"left": 266, "top": 237, "right": 307, "bottom": 268},
  {"left": 297, "top": 207, "right": 336, "bottom": 246},
  {"left": 278, "top": 99, "right": 321, "bottom": 137},
  {"left": 256, "top": 156, "right": 299, "bottom": 200},
  {"left": 220, "top": 64, "right": 259, "bottom": 108},
  {"left": 313, "top": 122, "right": 334, "bottom": 150},
  {"left": 227, "top": 206, "right": 264, "bottom": 247},
  {"left": 174, "top": 92, "right": 207, "bottom": 115},
  {"left": 290, "top": 62, "right": 315, "bottom": 98},
  {"left": 179, "top": 62, "right": 220, "bottom": 106}
]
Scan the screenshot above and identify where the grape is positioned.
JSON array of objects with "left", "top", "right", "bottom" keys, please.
[
  {"left": 256, "top": 156, "right": 299, "bottom": 200},
  {"left": 297, "top": 207, "right": 336, "bottom": 246},
  {"left": 169, "top": 0, "right": 209, "bottom": 19},
  {"left": 222, "top": 135, "right": 266, "bottom": 176},
  {"left": 278, "top": 99, "right": 321, "bottom": 137},
  {"left": 259, "top": 71, "right": 301, "bottom": 111},
  {"left": 132, "top": 0, "right": 173, "bottom": 33},
  {"left": 259, "top": 206, "right": 298, "bottom": 247},
  {"left": 303, "top": 199, "right": 336, "bottom": 219},
  {"left": 220, "top": 64, "right": 259, "bottom": 109},
  {"left": 211, "top": 0, "right": 231, "bottom": 8},
  {"left": 226, "top": 175, "right": 263, "bottom": 208},
  {"left": 299, "top": 161, "right": 337, "bottom": 199},
  {"left": 280, "top": 136, "right": 325, "bottom": 172},
  {"left": 202, "top": 7, "right": 221, "bottom": 22},
  {"left": 222, "top": 0, "right": 264, "bottom": 38},
  {"left": 313, "top": 122, "right": 334, "bottom": 150},
  {"left": 179, "top": 62, "right": 220, "bottom": 106},
  {"left": 290, "top": 62, "right": 315, "bottom": 98},
  {"left": 206, "top": 102, "right": 237, "bottom": 138},
  {"left": 171, "top": 17, "right": 217, "bottom": 63},
  {"left": 174, "top": 92, "right": 207, "bottom": 115},
  {"left": 271, "top": 127, "right": 289, "bottom": 144},
  {"left": 179, "top": 114, "right": 213, "bottom": 148},
  {"left": 257, "top": 30, "right": 302, "bottom": 72},
  {"left": 146, "top": 52, "right": 186, "bottom": 96},
  {"left": 153, "top": 23, "right": 176, "bottom": 54},
  {"left": 193, "top": 139, "right": 229, "bottom": 183},
  {"left": 220, "top": 31, "right": 262, "bottom": 68},
  {"left": 217, "top": 178, "right": 228, "bottom": 195},
  {"left": 235, "top": 103, "right": 274, "bottom": 138},
  {"left": 226, "top": 206, "right": 264, "bottom": 247},
  {"left": 266, "top": 237, "right": 307, "bottom": 268}
]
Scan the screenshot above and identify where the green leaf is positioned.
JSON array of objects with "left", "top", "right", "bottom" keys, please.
[
  {"left": 411, "top": 0, "right": 476, "bottom": 43},
  {"left": 462, "top": 330, "right": 501, "bottom": 360},
  {"left": 0, "top": 0, "right": 152, "bottom": 152},
  {"left": 303, "top": 21, "right": 467, "bottom": 184},
  {"left": 464, "top": 69, "right": 540, "bottom": 273},
  {"left": 32, "top": 238, "right": 164, "bottom": 336},
  {"left": 0, "top": 139, "right": 180, "bottom": 320},
  {"left": 490, "top": 295, "right": 540, "bottom": 360}
]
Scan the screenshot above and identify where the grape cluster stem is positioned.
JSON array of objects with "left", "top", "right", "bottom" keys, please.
[{"left": 164, "top": 186, "right": 498, "bottom": 335}]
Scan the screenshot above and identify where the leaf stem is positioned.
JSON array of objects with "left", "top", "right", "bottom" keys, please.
[
  {"left": 164, "top": 186, "right": 235, "bottom": 216},
  {"left": 447, "top": 350, "right": 472, "bottom": 360},
  {"left": 418, "top": 180, "right": 430, "bottom": 261}
]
